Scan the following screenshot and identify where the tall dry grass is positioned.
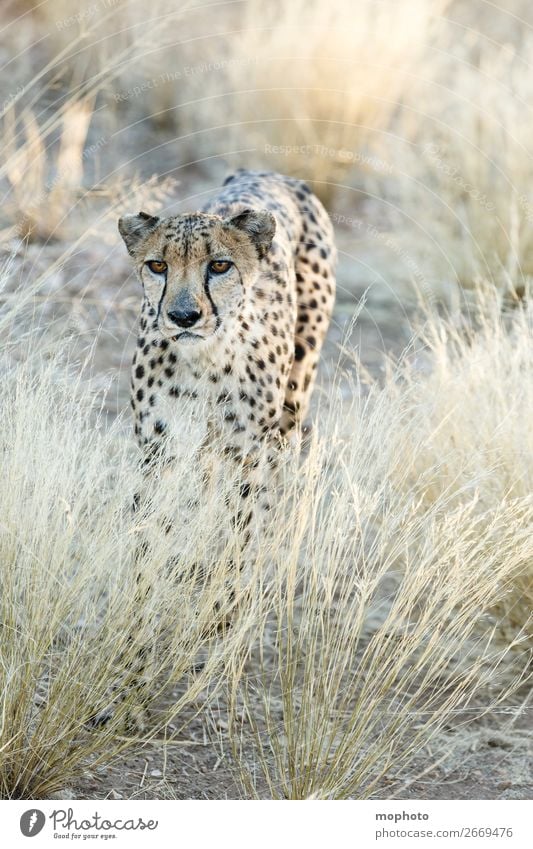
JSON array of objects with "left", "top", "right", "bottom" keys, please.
[
  {"left": 1, "top": 298, "right": 530, "bottom": 799},
  {"left": 159, "top": 0, "right": 448, "bottom": 204},
  {"left": 392, "top": 299, "right": 533, "bottom": 644},
  {"left": 0, "top": 0, "right": 186, "bottom": 242},
  {"left": 224, "top": 299, "right": 532, "bottom": 798},
  {"left": 0, "top": 337, "right": 262, "bottom": 798},
  {"left": 368, "top": 13, "right": 533, "bottom": 297}
]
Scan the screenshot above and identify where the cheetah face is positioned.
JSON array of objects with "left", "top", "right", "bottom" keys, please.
[{"left": 118, "top": 209, "right": 275, "bottom": 345}]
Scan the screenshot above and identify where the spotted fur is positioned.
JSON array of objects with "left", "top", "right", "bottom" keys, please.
[{"left": 122, "top": 169, "right": 336, "bottom": 456}]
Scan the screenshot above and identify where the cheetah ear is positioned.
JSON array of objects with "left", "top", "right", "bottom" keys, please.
[
  {"left": 227, "top": 209, "right": 276, "bottom": 258},
  {"left": 118, "top": 211, "right": 160, "bottom": 255}
]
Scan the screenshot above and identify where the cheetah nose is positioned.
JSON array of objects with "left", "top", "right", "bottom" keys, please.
[{"left": 167, "top": 308, "right": 202, "bottom": 328}]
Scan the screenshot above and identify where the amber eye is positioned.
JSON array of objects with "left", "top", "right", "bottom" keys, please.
[
  {"left": 209, "top": 259, "right": 232, "bottom": 274},
  {"left": 146, "top": 260, "right": 167, "bottom": 275}
]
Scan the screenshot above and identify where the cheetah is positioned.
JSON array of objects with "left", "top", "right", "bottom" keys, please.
[
  {"left": 90, "top": 170, "right": 336, "bottom": 728},
  {"left": 121, "top": 169, "right": 336, "bottom": 463}
]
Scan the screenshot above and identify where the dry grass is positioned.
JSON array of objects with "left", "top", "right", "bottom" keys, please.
[
  {"left": 171, "top": 0, "right": 447, "bottom": 204},
  {"left": 391, "top": 299, "right": 533, "bottom": 646},
  {"left": 2, "top": 100, "right": 96, "bottom": 240},
  {"left": 0, "top": 0, "right": 185, "bottom": 242},
  {"left": 0, "top": 338, "right": 262, "bottom": 798},
  {"left": 224, "top": 302, "right": 532, "bottom": 799},
  {"left": 368, "top": 11, "right": 533, "bottom": 296},
  {"left": 1, "top": 297, "right": 530, "bottom": 800}
]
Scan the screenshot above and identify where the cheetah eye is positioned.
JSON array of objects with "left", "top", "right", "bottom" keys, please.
[
  {"left": 208, "top": 259, "right": 233, "bottom": 275},
  {"left": 146, "top": 260, "right": 167, "bottom": 275}
]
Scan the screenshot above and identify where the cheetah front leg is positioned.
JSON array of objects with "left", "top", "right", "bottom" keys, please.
[
  {"left": 88, "top": 441, "right": 178, "bottom": 731},
  {"left": 216, "top": 437, "right": 282, "bottom": 607}
]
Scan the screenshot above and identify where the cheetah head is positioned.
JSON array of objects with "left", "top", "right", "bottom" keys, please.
[{"left": 118, "top": 209, "right": 276, "bottom": 346}]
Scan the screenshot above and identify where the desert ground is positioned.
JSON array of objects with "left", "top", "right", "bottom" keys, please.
[{"left": 0, "top": 0, "right": 531, "bottom": 800}]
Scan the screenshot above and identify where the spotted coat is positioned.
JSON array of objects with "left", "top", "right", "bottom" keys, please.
[{"left": 120, "top": 169, "right": 336, "bottom": 472}]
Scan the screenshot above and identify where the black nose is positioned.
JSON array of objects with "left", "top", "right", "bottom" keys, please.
[{"left": 167, "top": 308, "right": 202, "bottom": 328}]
